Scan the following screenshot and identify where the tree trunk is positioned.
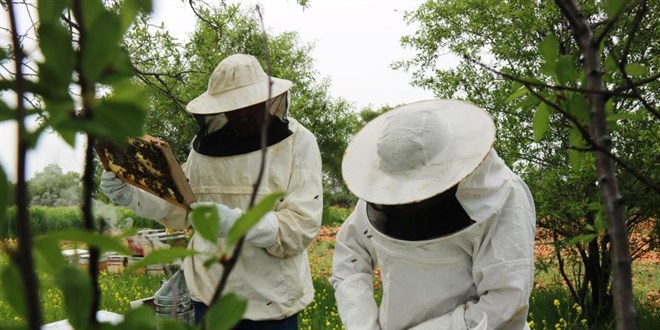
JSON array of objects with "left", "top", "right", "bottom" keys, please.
[{"left": 555, "top": 1, "right": 638, "bottom": 328}]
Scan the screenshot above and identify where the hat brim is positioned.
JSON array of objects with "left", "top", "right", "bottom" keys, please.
[
  {"left": 342, "top": 99, "right": 495, "bottom": 205},
  {"left": 186, "top": 77, "right": 293, "bottom": 115}
]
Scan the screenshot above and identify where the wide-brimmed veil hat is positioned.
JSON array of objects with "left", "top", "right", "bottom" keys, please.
[
  {"left": 186, "top": 54, "right": 293, "bottom": 115},
  {"left": 342, "top": 99, "right": 496, "bottom": 205}
]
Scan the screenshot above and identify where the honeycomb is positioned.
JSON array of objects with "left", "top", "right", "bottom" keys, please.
[{"left": 95, "top": 135, "right": 195, "bottom": 210}]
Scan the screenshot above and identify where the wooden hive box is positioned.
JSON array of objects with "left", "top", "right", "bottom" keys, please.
[{"left": 95, "top": 135, "right": 195, "bottom": 210}]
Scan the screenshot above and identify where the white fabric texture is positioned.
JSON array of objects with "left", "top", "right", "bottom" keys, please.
[
  {"left": 330, "top": 150, "right": 535, "bottom": 330},
  {"left": 100, "top": 171, "right": 135, "bottom": 207},
  {"left": 186, "top": 54, "right": 293, "bottom": 115},
  {"left": 127, "top": 118, "right": 323, "bottom": 320},
  {"left": 342, "top": 99, "right": 495, "bottom": 205}
]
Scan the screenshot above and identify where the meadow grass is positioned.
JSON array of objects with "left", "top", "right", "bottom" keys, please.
[{"left": 0, "top": 228, "right": 658, "bottom": 329}]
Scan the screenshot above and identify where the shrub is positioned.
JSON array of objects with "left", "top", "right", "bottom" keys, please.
[
  {"left": 1, "top": 203, "right": 163, "bottom": 239},
  {"left": 322, "top": 206, "right": 351, "bottom": 227}
]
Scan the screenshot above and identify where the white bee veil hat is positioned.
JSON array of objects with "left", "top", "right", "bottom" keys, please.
[
  {"left": 342, "top": 99, "right": 496, "bottom": 205},
  {"left": 186, "top": 54, "right": 293, "bottom": 115}
]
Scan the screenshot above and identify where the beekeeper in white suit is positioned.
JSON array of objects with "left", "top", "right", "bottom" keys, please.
[
  {"left": 101, "top": 54, "right": 323, "bottom": 329},
  {"left": 330, "top": 99, "right": 536, "bottom": 330}
]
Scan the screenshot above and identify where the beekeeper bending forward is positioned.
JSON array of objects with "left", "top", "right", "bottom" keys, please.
[
  {"left": 330, "top": 99, "right": 536, "bottom": 330},
  {"left": 101, "top": 54, "right": 323, "bottom": 329}
]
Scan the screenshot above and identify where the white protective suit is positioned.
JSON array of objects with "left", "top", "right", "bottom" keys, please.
[
  {"left": 330, "top": 150, "right": 536, "bottom": 330},
  {"left": 128, "top": 118, "right": 323, "bottom": 320}
]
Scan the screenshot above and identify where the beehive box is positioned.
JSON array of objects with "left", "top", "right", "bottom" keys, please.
[{"left": 95, "top": 135, "right": 195, "bottom": 210}]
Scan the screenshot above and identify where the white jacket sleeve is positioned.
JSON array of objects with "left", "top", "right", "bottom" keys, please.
[
  {"left": 463, "top": 180, "right": 535, "bottom": 329},
  {"left": 265, "top": 128, "right": 323, "bottom": 257},
  {"left": 126, "top": 182, "right": 189, "bottom": 230},
  {"left": 330, "top": 202, "right": 381, "bottom": 330}
]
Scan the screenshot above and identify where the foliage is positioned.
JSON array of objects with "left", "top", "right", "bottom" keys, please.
[
  {"left": 398, "top": 0, "right": 659, "bottom": 325},
  {"left": 1, "top": 204, "right": 162, "bottom": 239},
  {"left": 321, "top": 206, "right": 351, "bottom": 227},
  {"left": 5, "top": 233, "right": 659, "bottom": 329},
  {"left": 28, "top": 164, "right": 81, "bottom": 206},
  {"left": 0, "top": 0, "right": 270, "bottom": 328}
]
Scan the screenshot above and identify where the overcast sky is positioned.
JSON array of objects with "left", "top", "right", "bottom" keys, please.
[{"left": 0, "top": 0, "right": 442, "bottom": 181}]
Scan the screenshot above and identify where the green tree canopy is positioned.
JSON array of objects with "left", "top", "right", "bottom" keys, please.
[{"left": 28, "top": 164, "right": 81, "bottom": 206}]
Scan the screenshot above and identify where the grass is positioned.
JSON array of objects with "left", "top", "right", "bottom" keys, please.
[{"left": 0, "top": 222, "right": 658, "bottom": 329}]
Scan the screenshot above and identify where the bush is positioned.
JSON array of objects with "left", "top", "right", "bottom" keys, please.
[
  {"left": 1, "top": 203, "right": 163, "bottom": 239},
  {"left": 322, "top": 206, "right": 352, "bottom": 227}
]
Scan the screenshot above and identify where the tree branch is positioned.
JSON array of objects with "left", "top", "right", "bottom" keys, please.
[
  {"left": 5, "top": 0, "right": 43, "bottom": 328},
  {"left": 464, "top": 55, "right": 660, "bottom": 194}
]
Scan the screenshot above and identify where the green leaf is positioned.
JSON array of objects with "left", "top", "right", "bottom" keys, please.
[
  {"left": 0, "top": 100, "right": 16, "bottom": 122},
  {"left": 191, "top": 204, "right": 221, "bottom": 245},
  {"left": 60, "top": 86, "right": 147, "bottom": 143},
  {"left": 81, "top": 0, "right": 106, "bottom": 32},
  {"left": 532, "top": 102, "right": 552, "bottom": 141},
  {"left": 124, "top": 248, "right": 197, "bottom": 274},
  {"left": 82, "top": 12, "right": 123, "bottom": 83},
  {"left": 42, "top": 101, "right": 77, "bottom": 147},
  {"left": 539, "top": 34, "right": 558, "bottom": 70},
  {"left": 594, "top": 210, "right": 608, "bottom": 232},
  {"left": 0, "top": 80, "right": 14, "bottom": 91},
  {"left": 505, "top": 86, "right": 529, "bottom": 103},
  {"left": 120, "top": 0, "right": 153, "bottom": 33},
  {"left": 568, "top": 94, "right": 589, "bottom": 125},
  {"left": 556, "top": 55, "right": 579, "bottom": 85},
  {"left": 38, "top": 22, "right": 74, "bottom": 86},
  {"left": 606, "top": 112, "right": 643, "bottom": 122},
  {"left": 37, "top": 0, "right": 69, "bottom": 24},
  {"left": 539, "top": 61, "right": 556, "bottom": 78},
  {"left": 119, "top": 305, "right": 158, "bottom": 328},
  {"left": 226, "top": 192, "right": 284, "bottom": 247},
  {"left": 204, "top": 293, "right": 248, "bottom": 330},
  {"left": 0, "top": 264, "right": 26, "bottom": 319},
  {"left": 568, "top": 125, "right": 585, "bottom": 148},
  {"left": 46, "top": 230, "right": 131, "bottom": 255},
  {"left": 566, "top": 233, "right": 598, "bottom": 246},
  {"left": 98, "top": 47, "right": 135, "bottom": 85},
  {"left": 624, "top": 63, "right": 648, "bottom": 77},
  {"left": 26, "top": 126, "right": 48, "bottom": 150},
  {"left": 55, "top": 267, "right": 91, "bottom": 330},
  {"left": 569, "top": 149, "right": 585, "bottom": 171},
  {"left": 203, "top": 255, "right": 218, "bottom": 268},
  {"left": 604, "top": 54, "right": 618, "bottom": 73},
  {"left": 604, "top": 0, "right": 627, "bottom": 17},
  {"left": 517, "top": 94, "right": 543, "bottom": 110},
  {"left": 33, "top": 237, "right": 67, "bottom": 272},
  {"left": 73, "top": 81, "right": 148, "bottom": 142}
]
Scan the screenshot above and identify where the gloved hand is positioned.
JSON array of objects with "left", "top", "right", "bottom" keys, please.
[
  {"left": 100, "top": 171, "right": 135, "bottom": 207},
  {"left": 190, "top": 202, "right": 279, "bottom": 248}
]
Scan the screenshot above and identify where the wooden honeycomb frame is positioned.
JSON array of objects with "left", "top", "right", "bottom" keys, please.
[{"left": 95, "top": 135, "right": 195, "bottom": 210}]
